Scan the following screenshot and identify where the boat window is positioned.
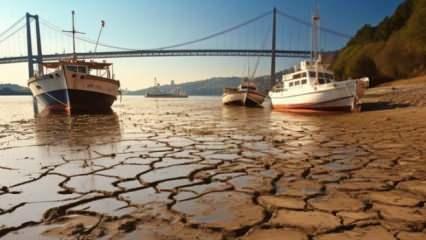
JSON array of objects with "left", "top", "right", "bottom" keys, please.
[
  {"left": 301, "top": 79, "right": 307, "bottom": 85},
  {"left": 301, "top": 72, "right": 307, "bottom": 78},
  {"left": 289, "top": 82, "right": 294, "bottom": 87},
  {"left": 309, "top": 72, "right": 316, "bottom": 77},
  {"left": 78, "top": 66, "right": 87, "bottom": 73},
  {"left": 318, "top": 78, "right": 328, "bottom": 84},
  {"left": 66, "top": 66, "right": 78, "bottom": 72},
  {"left": 292, "top": 73, "right": 302, "bottom": 79},
  {"left": 66, "top": 65, "right": 87, "bottom": 73},
  {"left": 294, "top": 81, "right": 300, "bottom": 86}
]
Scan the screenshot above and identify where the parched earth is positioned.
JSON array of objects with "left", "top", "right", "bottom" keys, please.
[{"left": 0, "top": 83, "right": 425, "bottom": 239}]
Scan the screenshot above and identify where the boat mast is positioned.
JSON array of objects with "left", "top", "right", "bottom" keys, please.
[
  {"left": 63, "top": 10, "right": 85, "bottom": 60},
  {"left": 311, "top": 7, "right": 320, "bottom": 62}
]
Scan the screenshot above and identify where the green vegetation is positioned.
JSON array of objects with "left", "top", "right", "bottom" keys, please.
[{"left": 332, "top": 0, "right": 426, "bottom": 85}]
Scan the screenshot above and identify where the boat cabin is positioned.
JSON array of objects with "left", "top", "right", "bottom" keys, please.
[
  {"left": 240, "top": 81, "right": 257, "bottom": 90},
  {"left": 40, "top": 60, "right": 115, "bottom": 79},
  {"left": 280, "top": 60, "right": 335, "bottom": 89}
]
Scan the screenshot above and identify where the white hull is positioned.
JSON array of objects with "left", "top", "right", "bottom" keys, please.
[
  {"left": 223, "top": 89, "right": 265, "bottom": 106},
  {"left": 270, "top": 80, "right": 362, "bottom": 111},
  {"left": 222, "top": 91, "right": 245, "bottom": 105}
]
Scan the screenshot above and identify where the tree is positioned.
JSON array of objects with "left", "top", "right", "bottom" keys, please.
[{"left": 347, "top": 55, "right": 377, "bottom": 80}]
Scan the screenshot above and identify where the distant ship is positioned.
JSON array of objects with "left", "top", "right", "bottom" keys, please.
[
  {"left": 145, "top": 79, "right": 188, "bottom": 98},
  {"left": 222, "top": 79, "right": 265, "bottom": 107},
  {"left": 269, "top": 13, "right": 369, "bottom": 112},
  {"left": 28, "top": 11, "right": 120, "bottom": 113}
]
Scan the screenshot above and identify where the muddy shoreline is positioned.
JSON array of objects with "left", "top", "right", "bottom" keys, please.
[{"left": 0, "top": 77, "right": 425, "bottom": 239}]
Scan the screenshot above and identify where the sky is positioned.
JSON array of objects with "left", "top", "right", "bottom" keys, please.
[{"left": 0, "top": 0, "right": 404, "bottom": 90}]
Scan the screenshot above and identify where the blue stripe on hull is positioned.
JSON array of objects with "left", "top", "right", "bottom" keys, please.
[
  {"left": 35, "top": 89, "right": 115, "bottom": 113},
  {"left": 36, "top": 90, "right": 69, "bottom": 112}
]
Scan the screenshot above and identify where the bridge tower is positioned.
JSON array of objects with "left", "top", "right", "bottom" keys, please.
[{"left": 25, "top": 13, "right": 43, "bottom": 114}]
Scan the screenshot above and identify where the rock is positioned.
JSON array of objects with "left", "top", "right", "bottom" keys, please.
[
  {"left": 309, "top": 191, "right": 364, "bottom": 212},
  {"left": 269, "top": 210, "right": 341, "bottom": 234},
  {"left": 258, "top": 195, "right": 305, "bottom": 210},
  {"left": 243, "top": 228, "right": 308, "bottom": 240},
  {"left": 316, "top": 226, "right": 395, "bottom": 240}
]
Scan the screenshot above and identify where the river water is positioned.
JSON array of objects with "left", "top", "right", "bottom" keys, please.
[{"left": 0, "top": 96, "right": 425, "bottom": 239}]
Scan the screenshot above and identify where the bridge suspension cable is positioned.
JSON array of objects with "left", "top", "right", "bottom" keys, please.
[
  {"left": 40, "top": 10, "right": 273, "bottom": 51},
  {"left": 0, "top": 15, "right": 25, "bottom": 39},
  {"left": 150, "top": 10, "right": 272, "bottom": 50},
  {"left": 277, "top": 10, "right": 351, "bottom": 39},
  {"left": 0, "top": 20, "right": 28, "bottom": 46}
]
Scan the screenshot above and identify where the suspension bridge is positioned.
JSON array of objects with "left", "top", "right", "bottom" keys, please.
[{"left": 0, "top": 8, "right": 351, "bottom": 81}]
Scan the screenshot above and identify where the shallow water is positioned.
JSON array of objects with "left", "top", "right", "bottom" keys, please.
[{"left": 1, "top": 96, "right": 425, "bottom": 239}]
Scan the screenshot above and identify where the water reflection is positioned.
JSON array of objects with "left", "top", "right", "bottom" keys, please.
[{"left": 35, "top": 112, "right": 122, "bottom": 146}]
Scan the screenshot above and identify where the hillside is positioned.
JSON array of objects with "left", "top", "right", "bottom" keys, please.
[
  {"left": 332, "top": 0, "right": 426, "bottom": 85},
  {"left": 0, "top": 84, "right": 31, "bottom": 95}
]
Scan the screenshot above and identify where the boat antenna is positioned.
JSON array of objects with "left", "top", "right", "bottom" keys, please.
[
  {"left": 94, "top": 20, "right": 105, "bottom": 53},
  {"left": 63, "top": 10, "right": 85, "bottom": 60}
]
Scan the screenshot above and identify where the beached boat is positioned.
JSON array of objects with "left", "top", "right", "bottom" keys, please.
[
  {"left": 28, "top": 11, "right": 120, "bottom": 113},
  {"left": 269, "top": 60, "right": 369, "bottom": 112},
  {"left": 223, "top": 80, "right": 265, "bottom": 107},
  {"left": 145, "top": 79, "right": 188, "bottom": 98},
  {"left": 269, "top": 12, "right": 369, "bottom": 112},
  {"left": 28, "top": 60, "right": 120, "bottom": 113}
]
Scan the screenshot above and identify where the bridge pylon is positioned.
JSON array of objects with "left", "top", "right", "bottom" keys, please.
[{"left": 25, "top": 13, "right": 43, "bottom": 114}]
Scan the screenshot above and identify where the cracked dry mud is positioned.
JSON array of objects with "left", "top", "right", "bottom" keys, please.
[{"left": 0, "top": 96, "right": 426, "bottom": 240}]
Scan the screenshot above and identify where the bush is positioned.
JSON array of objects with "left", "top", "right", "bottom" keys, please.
[{"left": 347, "top": 55, "right": 377, "bottom": 79}]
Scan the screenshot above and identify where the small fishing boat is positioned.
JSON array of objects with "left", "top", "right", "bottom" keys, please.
[
  {"left": 28, "top": 11, "right": 120, "bottom": 114},
  {"left": 269, "top": 12, "right": 369, "bottom": 112},
  {"left": 222, "top": 80, "right": 265, "bottom": 107}
]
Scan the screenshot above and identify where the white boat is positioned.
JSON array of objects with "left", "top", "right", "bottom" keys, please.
[
  {"left": 269, "top": 12, "right": 369, "bottom": 112},
  {"left": 223, "top": 80, "right": 265, "bottom": 107},
  {"left": 27, "top": 11, "right": 120, "bottom": 114},
  {"left": 269, "top": 59, "right": 369, "bottom": 112}
]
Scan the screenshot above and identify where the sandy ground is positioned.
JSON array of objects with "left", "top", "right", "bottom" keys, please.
[{"left": 0, "top": 76, "right": 425, "bottom": 240}]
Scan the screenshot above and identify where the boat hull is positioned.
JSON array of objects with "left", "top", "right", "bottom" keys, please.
[
  {"left": 223, "top": 88, "right": 265, "bottom": 107},
  {"left": 34, "top": 89, "right": 115, "bottom": 113},
  {"left": 28, "top": 69, "right": 119, "bottom": 113},
  {"left": 270, "top": 80, "right": 359, "bottom": 112}
]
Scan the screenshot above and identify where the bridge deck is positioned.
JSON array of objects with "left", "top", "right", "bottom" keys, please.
[{"left": 0, "top": 49, "right": 310, "bottom": 64}]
